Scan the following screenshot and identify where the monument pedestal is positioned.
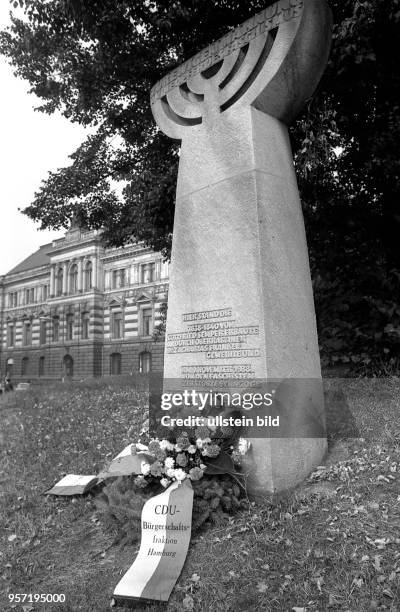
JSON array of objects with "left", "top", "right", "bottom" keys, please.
[{"left": 163, "top": 107, "right": 326, "bottom": 493}]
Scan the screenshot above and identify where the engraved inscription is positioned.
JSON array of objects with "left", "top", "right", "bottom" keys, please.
[
  {"left": 182, "top": 308, "right": 232, "bottom": 322},
  {"left": 151, "top": 0, "right": 304, "bottom": 103},
  {"left": 165, "top": 307, "right": 261, "bottom": 367},
  {"left": 182, "top": 364, "right": 255, "bottom": 380},
  {"left": 206, "top": 349, "right": 261, "bottom": 360}
]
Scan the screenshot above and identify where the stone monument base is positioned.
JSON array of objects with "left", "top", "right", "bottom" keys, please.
[{"left": 245, "top": 437, "right": 327, "bottom": 496}]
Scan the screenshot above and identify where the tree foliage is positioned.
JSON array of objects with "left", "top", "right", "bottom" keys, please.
[{"left": 1, "top": 0, "right": 399, "bottom": 368}]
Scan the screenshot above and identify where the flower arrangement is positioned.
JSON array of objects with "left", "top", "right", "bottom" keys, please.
[
  {"left": 131, "top": 425, "right": 251, "bottom": 489},
  {"left": 95, "top": 424, "right": 252, "bottom": 542}
]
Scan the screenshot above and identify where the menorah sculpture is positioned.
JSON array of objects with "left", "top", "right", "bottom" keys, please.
[{"left": 151, "top": 0, "right": 332, "bottom": 494}]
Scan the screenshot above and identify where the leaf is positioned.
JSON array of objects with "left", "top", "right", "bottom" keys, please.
[
  {"left": 328, "top": 594, "right": 337, "bottom": 606},
  {"left": 373, "top": 555, "right": 382, "bottom": 571},
  {"left": 374, "top": 538, "right": 390, "bottom": 547},
  {"left": 257, "top": 580, "right": 268, "bottom": 593},
  {"left": 7, "top": 534, "right": 17, "bottom": 542},
  {"left": 182, "top": 594, "right": 194, "bottom": 610},
  {"left": 204, "top": 451, "right": 236, "bottom": 476}
]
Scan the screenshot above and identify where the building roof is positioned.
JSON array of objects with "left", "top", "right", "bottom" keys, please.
[{"left": 6, "top": 243, "right": 54, "bottom": 276}]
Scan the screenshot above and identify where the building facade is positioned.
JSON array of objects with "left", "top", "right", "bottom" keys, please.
[{"left": 0, "top": 225, "right": 168, "bottom": 380}]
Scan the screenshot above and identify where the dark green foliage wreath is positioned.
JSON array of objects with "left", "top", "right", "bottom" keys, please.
[{"left": 95, "top": 474, "right": 247, "bottom": 546}]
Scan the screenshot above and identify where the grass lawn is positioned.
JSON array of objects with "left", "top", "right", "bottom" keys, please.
[{"left": 0, "top": 377, "right": 399, "bottom": 612}]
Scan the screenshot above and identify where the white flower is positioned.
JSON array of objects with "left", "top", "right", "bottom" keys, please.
[
  {"left": 141, "top": 462, "right": 151, "bottom": 475},
  {"left": 187, "top": 445, "right": 196, "bottom": 454},
  {"left": 173, "top": 469, "right": 187, "bottom": 482},
  {"left": 160, "top": 440, "right": 174, "bottom": 451},
  {"left": 164, "top": 457, "right": 175, "bottom": 469},
  {"left": 196, "top": 437, "right": 211, "bottom": 449},
  {"left": 136, "top": 443, "right": 149, "bottom": 452},
  {"left": 238, "top": 438, "right": 251, "bottom": 455},
  {"left": 200, "top": 463, "right": 206, "bottom": 470},
  {"left": 166, "top": 467, "right": 175, "bottom": 478},
  {"left": 160, "top": 478, "right": 170, "bottom": 488},
  {"left": 175, "top": 444, "right": 183, "bottom": 452}
]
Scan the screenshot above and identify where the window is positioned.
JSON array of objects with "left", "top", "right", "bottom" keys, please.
[
  {"left": 21, "top": 357, "right": 29, "bottom": 376},
  {"left": 139, "top": 351, "right": 152, "bottom": 374},
  {"left": 23, "top": 321, "right": 32, "bottom": 346},
  {"left": 84, "top": 261, "right": 93, "bottom": 291},
  {"left": 110, "top": 353, "right": 122, "bottom": 375},
  {"left": 40, "top": 320, "right": 47, "bottom": 345},
  {"left": 112, "top": 269, "right": 126, "bottom": 289},
  {"left": 81, "top": 312, "right": 90, "bottom": 339},
  {"left": 141, "top": 307, "right": 153, "bottom": 337},
  {"left": 56, "top": 268, "right": 63, "bottom": 296},
  {"left": 43, "top": 285, "right": 48, "bottom": 301},
  {"left": 52, "top": 316, "right": 60, "bottom": 342},
  {"left": 8, "top": 292, "right": 17, "bottom": 308},
  {"left": 7, "top": 324, "right": 14, "bottom": 347},
  {"left": 66, "top": 313, "right": 74, "bottom": 341},
  {"left": 38, "top": 356, "right": 45, "bottom": 377},
  {"left": 141, "top": 263, "right": 156, "bottom": 284},
  {"left": 63, "top": 355, "right": 73, "bottom": 378},
  {"left": 69, "top": 264, "right": 78, "bottom": 294},
  {"left": 111, "top": 311, "right": 123, "bottom": 339},
  {"left": 24, "top": 288, "right": 35, "bottom": 304}
]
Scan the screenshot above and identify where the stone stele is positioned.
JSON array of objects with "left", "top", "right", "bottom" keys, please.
[{"left": 151, "top": 0, "right": 333, "bottom": 495}]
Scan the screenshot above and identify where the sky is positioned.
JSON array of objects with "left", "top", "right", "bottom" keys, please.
[{"left": 0, "top": 3, "right": 87, "bottom": 275}]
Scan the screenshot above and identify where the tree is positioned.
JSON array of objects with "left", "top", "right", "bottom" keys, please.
[
  {"left": 0, "top": 0, "right": 270, "bottom": 255},
  {"left": 1, "top": 0, "right": 399, "bottom": 368}
]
